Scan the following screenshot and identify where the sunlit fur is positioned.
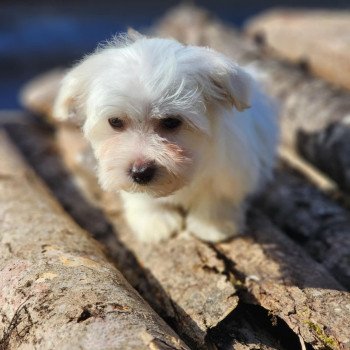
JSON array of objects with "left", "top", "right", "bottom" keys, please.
[{"left": 53, "top": 33, "right": 278, "bottom": 243}]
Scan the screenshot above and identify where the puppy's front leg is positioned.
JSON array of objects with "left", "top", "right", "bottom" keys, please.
[
  {"left": 121, "top": 193, "right": 184, "bottom": 243},
  {"left": 187, "top": 197, "right": 245, "bottom": 243}
]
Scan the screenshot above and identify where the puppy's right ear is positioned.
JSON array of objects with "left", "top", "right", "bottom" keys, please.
[
  {"left": 53, "top": 65, "right": 87, "bottom": 125},
  {"left": 127, "top": 27, "right": 145, "bottom": 42}
]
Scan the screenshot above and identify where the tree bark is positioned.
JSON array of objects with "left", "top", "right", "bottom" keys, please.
[
  {"left": 257, "top": 167, "right": 350, "bottom": 289},
  {"left": 245, "top": 9, "right": 350, "bottom": 91},
  {"left": 0, "top": 131, "right": 188, "bottom": 350},
  {"left": 217, "top": 212, "right": 350, "bottom": 350}
]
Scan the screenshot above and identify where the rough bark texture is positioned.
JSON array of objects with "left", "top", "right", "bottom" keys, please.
[
  {"left": 257, "top": 168, "right": 350, "bottom": 289},
  {"left": 0, "top": 131, "right": 188, "bottom": 350},
  {"left": 154, "top": 5, "right": 350, "bottom": 194},
  {"left": 245, "top": 9, "right": 350, "bottom": 90},
  {"left": 217, "top": 212, "right": 350, "bottom": 350}
]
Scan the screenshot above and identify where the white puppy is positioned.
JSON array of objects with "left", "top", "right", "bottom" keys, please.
[{"left": 54, "top": 32, "right": 278, "bottom": 243}]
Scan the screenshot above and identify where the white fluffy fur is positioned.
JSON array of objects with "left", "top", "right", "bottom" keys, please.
[{"left": 54, "top": 33, "right": 278, "bottom": 243}]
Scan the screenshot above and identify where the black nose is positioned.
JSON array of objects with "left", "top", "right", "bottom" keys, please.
[{"left": 130, "top": 162, "right": 156, "bottom": 185}]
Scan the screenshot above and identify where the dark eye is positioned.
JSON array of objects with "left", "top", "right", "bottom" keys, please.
[
  {"left": 108, "top": 117, "right": 124, "bottom": 129},
  {"left": 160, "top": 117, "right": 182, "bottom": 130}
]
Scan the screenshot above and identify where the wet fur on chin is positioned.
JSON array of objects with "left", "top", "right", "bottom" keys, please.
[{"left": 53, "top": 32, "right": 279, "bottom": 243}]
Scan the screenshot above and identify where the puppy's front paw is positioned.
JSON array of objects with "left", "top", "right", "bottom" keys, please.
[
  {"left": 127, "top": 210, "right": 184, "bottom": 243},
  {"left": 187, "top": 217, "right": 242, "bottom": 243}
]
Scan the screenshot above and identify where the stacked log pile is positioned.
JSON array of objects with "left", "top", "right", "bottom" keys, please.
[{"left": 2, "top": 4, "right": 350, "bottom": 350}]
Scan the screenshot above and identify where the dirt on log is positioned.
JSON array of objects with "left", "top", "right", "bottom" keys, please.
[{"left": 0, "top": 131, "right": 188, "bottom": 350}]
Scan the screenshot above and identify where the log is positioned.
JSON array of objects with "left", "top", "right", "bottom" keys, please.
[
  {"left": 217, "top": 212, "right": 350, "bottom": 350},
  {"left": 245, "top": 9, "right": 350, "bottom": 91},
  {"left": 256, "top": 168, "right": 350, "bottom": 289},
  {"left": 154, "top": 5, "right": 350, "bottom": 194},
  {"left": 0, "top": 130, "right": 188, "bottom": 350}
]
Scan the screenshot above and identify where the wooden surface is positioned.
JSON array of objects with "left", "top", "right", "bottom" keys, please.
[
  {"left": 245, "top": 9, "right": 350, "bottom": 90},
  {"left": 0, "top": 130, "right": 188, "bottom": 350}
]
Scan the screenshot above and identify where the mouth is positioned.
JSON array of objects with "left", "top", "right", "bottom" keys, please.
[
  {"left": 127, "top": 174, "right": 186, "bottom": 198},
  {"left": 99, "top": 162, "right": 188, "bottom": 197},
  {"left": 127, "top": 184, "right": 176, "bottom": 198}
]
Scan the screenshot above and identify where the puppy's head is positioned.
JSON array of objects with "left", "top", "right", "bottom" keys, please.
[{"left": 53, "top": 33, "right": 252, "bottom": 197}]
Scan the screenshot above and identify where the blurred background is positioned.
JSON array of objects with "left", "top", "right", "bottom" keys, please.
[{"left": 1, "top": 0, "right": 350, "bottom": 109}]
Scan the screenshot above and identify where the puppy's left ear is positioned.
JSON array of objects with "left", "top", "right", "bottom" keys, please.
[
  {"left": 188, "top": 47, "right": 252, "bottom": 111},
  {"left": 215, "top": 65, "right": 252, "bottom": 111},
  {"left": 127, "top": 27, "right": 145, "bottom": 42}
]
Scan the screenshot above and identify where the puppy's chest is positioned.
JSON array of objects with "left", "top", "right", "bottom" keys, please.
[{"left": 159, "top": 183, "right": 211, "bottom": 210}]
